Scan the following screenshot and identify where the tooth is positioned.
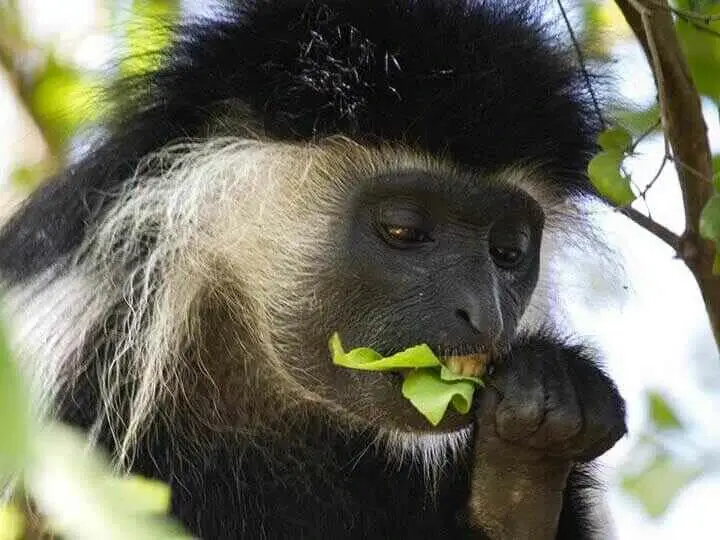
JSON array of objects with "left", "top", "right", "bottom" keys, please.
[
  {"left": 443, "top": 352, "right": 491, "bottom": 377},
  {"left": 463, "top": 361, "right": 474, "bottom": 377}
]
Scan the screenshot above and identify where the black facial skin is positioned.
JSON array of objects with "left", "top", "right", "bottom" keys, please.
[
  {"left": 302, "top": 170, "right": 545, "bottom": 432},
  {"left": 348, "top": 170, "right": 543, "bottom": 351}
]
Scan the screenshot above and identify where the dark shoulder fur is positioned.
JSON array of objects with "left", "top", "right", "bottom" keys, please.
[{"left": 0, "top": 0, "right": 601, "bottom": 283}]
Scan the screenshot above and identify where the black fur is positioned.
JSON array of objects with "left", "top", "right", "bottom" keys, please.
[
  {"left": 0, "top": 2, "right": 622, "bottom": 539},
  {"left": 0, "top": 0, "right": 600, "bottom": 283}
]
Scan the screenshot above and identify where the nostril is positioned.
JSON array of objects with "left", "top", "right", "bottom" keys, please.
[
  {"left": 455, "top": 305, "right": 503, "bottom": 341},
  {"left": 455, "top": 309, "right": 471, "bottom": 324}
]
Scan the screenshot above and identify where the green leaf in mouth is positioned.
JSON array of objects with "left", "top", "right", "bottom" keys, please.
[{"left": 329, "top": 332, "right": 484, "bottom": 426}]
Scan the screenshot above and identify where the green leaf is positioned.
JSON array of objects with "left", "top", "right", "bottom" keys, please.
[
  {"left": 0, "top": 505, "right": 25, "bottom": 540},
  {"left": 121, "top": 0, "right": 179, "bottom": 77},
  {"left": 28, "top": 424, "right": 192, "bottom": 540},
  {"left": 699, "top": 194, "right": 720, "bottom": 243},
  {"left": 588, "top": 151, "right": 636, "bottom": 206},
  {"left": 647, "top": 391, "right": 682, "bottom": 431},
  {"left": 329, "top": 333, "right": 441, "bottom": 370},
  {"left": 401, "top": 369, "right": 477, "bottom": 426},
  {"left": 712, "top": 155, "right": 720, "bottom": 191},
  {"left": 598, "top": 127, "right": 633, "bottom": 153},
  {"left": 622, "top": 454, "right": 702, "bottom": 517},
  {"left": 329, "top": 333, "right": 484, "bottom": 425},
  {"left": 29, "top": 56, "right": 98, "bottom": 152},
  {"left": 614, "top": 104, "right": 660, "bottom": 137},
  {"left": 109, "top": 475, "right": 172, "bottom": 515},
  {"left": 676, "top": 6, "right": 720, "bottom": 101},
  {"left": 0, "top": 319, "right": 30, "bottom": 477}
]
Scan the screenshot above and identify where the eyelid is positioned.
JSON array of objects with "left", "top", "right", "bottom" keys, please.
[
  {"left": 490, "top": 222, "right": 531, "bottom": 242},
  {"left": 379, "top": 204, "right": 432, "bottom": 228},
  {"left": 375, "top": 201, "right": 436, "bottom": 248}
]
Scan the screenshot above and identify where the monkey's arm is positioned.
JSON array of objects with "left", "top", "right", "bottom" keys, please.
[{"left": 466, "top": 336, "right": 627, "bottom": 540}]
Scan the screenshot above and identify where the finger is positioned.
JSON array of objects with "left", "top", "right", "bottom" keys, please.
[
  {"left": 492, "top": 350, "right": 544, "bottom": 442},
  {"left": 566, "top": 357, "right": 627, "bottom": 461},
  {"left": 526, "top": 353, "right": 581, "bottom": 451}
]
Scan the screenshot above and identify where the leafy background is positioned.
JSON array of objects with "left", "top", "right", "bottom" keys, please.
[{"left": 0, "top": 0, "right": 719, "bottom": 538}]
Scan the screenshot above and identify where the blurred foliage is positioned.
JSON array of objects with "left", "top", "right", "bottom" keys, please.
[
  {"left": 28, "top": 55, "right": 100, "bottom": 152},
  {"left": 673, "top": 0, "right": 720, "bottom": 102},
  {"left": 121, "top": 0, "right": 178, "bottom": 77},
  {"left": 0, "top": 1, "right": 97, "bottom": 176},
  {"left": 648, "top": 390, "right": 683, "bottom": 430},
  {"left": 0, "top": 505, "right": 24, "bottom": 540},
  {"left": 581, "top": 0, "right": 634, "bottom": 58},
  {"left": 622, "top": 453, "right": 703, "bottom": 518},
  {"left": 0, "top": 0, "right": 179, "bottom": 189},
  {"left": 0, "top": 320, "right": 30, "bottom": 477},
  {"left": 0, "top": 2, "right": 189, "bottom": 538},
  {"left": 618, "top": 390, "right": 714, "bottom": 518},
  {"left": 0, "top": 309, "right": 190, "bottom": 539}
]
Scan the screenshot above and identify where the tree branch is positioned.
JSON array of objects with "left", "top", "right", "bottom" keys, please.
[
  {"left": 620, "top": 206, "right": 680, "bottom": 251},
  {"left": 615, "top": 0, "right": 720, "bottom": 350}
]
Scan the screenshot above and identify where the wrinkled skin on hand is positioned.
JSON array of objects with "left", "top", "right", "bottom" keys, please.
[{"left": 467, "top": 337, "right": 627, "bottom": 540}]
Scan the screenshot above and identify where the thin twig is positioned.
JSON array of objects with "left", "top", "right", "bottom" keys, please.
[
  {"left": 680, "top": 19, "right": 720, "bottom": 39},
  {"left": 628, "top": 0, "right": 672, "bottom": 148},
  {"left": 556, "top": 0, "right": 606, "bottom": 129},
  {"left": 646, "top": 0, "right": 720, "bottom": 40},
  {"left": 630, "top": 117, "right": 662, "bottom": 152},
  {"left": 640, "top": 154, "right": 669, "bottom": 198},
  {"left": 619, "top": 206, "right": 680, "bottom": 251},
  {"left": 648, "top": 0, "right": 720, "bottom": 23}
]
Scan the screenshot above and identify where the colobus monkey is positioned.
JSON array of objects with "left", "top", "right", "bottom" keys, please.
[{"left": 0, "top": 1, "right": 627, "bottom": 538}]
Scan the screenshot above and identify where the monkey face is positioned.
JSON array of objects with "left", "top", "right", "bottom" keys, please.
[{"left": 277, "top": 166, "right": 546, "bottom": 433}]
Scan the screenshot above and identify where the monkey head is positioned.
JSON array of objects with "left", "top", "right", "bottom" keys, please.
[{"left": 205, "top": 144, "right": 550, "bottom": 435}]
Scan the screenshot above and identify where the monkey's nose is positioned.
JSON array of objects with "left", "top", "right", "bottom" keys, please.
[{"left": 455, "top": 304, "right": 503, "bottom": 343}]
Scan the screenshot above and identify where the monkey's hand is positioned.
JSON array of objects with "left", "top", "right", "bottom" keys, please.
[{"left": 466, "top": 336, "right": 627, "bottom": 540}]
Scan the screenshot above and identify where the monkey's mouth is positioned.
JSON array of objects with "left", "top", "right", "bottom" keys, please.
[
  {"left": 439, "top": 351, "right": 491, "bottom": 378},
  {"left": 390, "top": 347, "right": 492, "bottom": 381}
]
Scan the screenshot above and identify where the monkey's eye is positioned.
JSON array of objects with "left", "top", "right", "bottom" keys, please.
[
  {"left": 382, "top": 225, "right": 433, "bottom": 244},
  {"left": 489, "top": 245, "right": 522, "bottom": 267},
  {"left": 377, "top": 203, "right": 435, "bottom": 248},
  {"left": 489, "top": 223, "right": 530, "bottom": 269}
]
